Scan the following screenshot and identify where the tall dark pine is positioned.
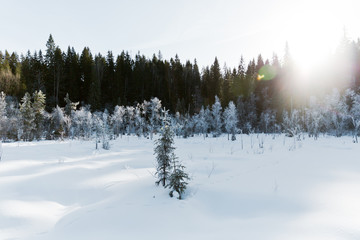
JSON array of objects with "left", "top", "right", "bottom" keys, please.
[
  {"left": 209, "top": 57, "right": 221, "bottom": 104},
  {"left": 80, "top": 47, "right": 94, "bottom": 105},
  {"left": 45, "top": 34, "right": 56, "bottom": 109},
  {"left": 64, "top": 47, "right": 81, "bottom": 105},
  {"left": 53, "top": 47, "right": 64, "bottom": 106},
  {"left": 103, "top": 51, "right": 115, "bottom": 108}
]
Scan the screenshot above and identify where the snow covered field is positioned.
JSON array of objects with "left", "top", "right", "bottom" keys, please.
[{"left": 1, "top": 134, "right": 360, "bottom": 240}]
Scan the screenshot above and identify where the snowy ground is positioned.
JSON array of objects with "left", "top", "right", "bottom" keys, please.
[{"left": 1, "top": 134, "right": 360, "bottom": 240}]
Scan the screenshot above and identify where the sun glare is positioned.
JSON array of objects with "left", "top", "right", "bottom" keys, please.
[{"left": 271, "top": 0, "right": 355, "bottom": 88}]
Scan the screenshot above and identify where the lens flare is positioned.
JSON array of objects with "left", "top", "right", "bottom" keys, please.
[
  {"left": 257, "top": 74, "right": 265, "bottom": 81},
  {"left": 258, "top": 65, "right": 277, "bottom": 81}
]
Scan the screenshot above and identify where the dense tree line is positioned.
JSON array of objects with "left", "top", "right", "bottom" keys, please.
[
  {"left": 1, "top": 34, "right": 360, "bottom": 143},
  {"left": 1, "top": 35, "right": 359, "bottom": 114}
]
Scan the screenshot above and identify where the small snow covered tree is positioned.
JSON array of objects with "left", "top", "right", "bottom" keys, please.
[
  {"left": 32, "top": 90, "right": 46, "bottom": 140},
  {"left": 64, "top": 93, "right": 79, "bottom": 116},
  {"left": 211, "top": 96, "right": 222, "bottom": 137},
  {"left": 102, "top": 110, "right": 111, "bottom": 149},
  {"left": 51, "top": 106, "right": 66, "bottom": 140},
  {"left": 223, "top": 101, "right": 238, "bottom": 140},
  {"left": 134, "top": 104, "right": 144, "bottom": 137},
  {"left": 0, "top": 92, "right": 7, "bottom": 140},
  {"left": 149, "top": 97, "right": 162, "bottom": 140},
  {"left": 182, "top": 113, "right": 195, "bottom": 138},
  {"left": 195, "top": 106, "right": 209, "bottom": 139},
  {"left": 63, "top": 93, "right": 78, "bottom": 138},
  {"left": 72, "top": 106, "right": 92, "bottom": 139},
  {"left": 324, "top": 89, "right": 348, "bottom": 137},
  {"left": 125, "top": 106, "right": 135, "bottom": 135},
  {"left": 282, "top": 109, "right": 302, "bottom": 138},
  {"left": 346, "top": 90, "right": 360, "bottom": 143},
  {"left": 6, "top": 100, "right": 21, "bottom": 140},
  {"left": 305, "top": 96, "right": 324, "bottom": 139},
  {"left": 167, "top": 159, "right": 190, "bottom": 200},
  {"left": 111, "top": 105, "right": 126, "bottom": 138},
  {"left": 259, "top": 109, "right": 276, "bottom": 134},
  {"left": 92, "top": 111, "right": 104, "bottom": 149},
  {"left": 20, "top": 92, "right": 35, "bottom": 141},
  {"left": 154, "top": 109, "right": 175, "bottom": 187},
  {"left": 172, "top": 112, "right": 184, "bottom": 137}
]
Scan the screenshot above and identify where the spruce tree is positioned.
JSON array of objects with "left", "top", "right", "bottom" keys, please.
[
  {"left": 167, "top": 159, "right": 190, "bottom": 200},
  {"left": 154, "top": 109, "right": 174, "bottom": 187},
  {"left": 20, "top": 92, "right": 35, "bottom": 141},
  {"left": 32, "top": 90, "right": 46, "bottom": 140}
]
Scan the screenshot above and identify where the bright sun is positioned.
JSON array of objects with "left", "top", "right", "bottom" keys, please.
[{"left": 272, "top": 0, "right": 355, "bottom": 87}]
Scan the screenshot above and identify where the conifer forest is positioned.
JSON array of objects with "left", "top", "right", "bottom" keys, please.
[{"left": 1, "top": 35, "right": 360, "bottom": 142}]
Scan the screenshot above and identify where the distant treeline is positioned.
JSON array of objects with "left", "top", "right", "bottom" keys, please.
[{"left": 1, "top": 34, "right": 360, "bottom": 117}]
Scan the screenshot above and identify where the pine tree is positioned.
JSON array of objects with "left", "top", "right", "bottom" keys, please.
[
  {"left": 32, "top": 90, "right": 46, "bottom": 140},
  {"left": 20, "top": 92, "right": 35, "bottom": 141},
  {"left": 167, "top": 159, "right": 190, "bottom": 200},
  {"left": 154, "top": 109, "right": 175, "bottom": 187}
]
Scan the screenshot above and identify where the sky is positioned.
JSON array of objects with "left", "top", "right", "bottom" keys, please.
[{"left": 1, "top": 0, "right": 359, "bottom": 69}]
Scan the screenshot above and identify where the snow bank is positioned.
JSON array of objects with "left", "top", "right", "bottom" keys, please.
[{"left": 1, "top": 135, "right": 360, "bottom": 239}]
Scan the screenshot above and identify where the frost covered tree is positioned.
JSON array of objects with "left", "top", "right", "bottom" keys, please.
[
  {"left": 125, "top": 106, "right": 135, "bottom": 135},
  {"left": 64, "top": 93, "right": 79, "bottom": 117},
  {"left": 154, "top": 109, "right": 175, "bottom": 187},
  {"left": 211, "top": 96, "right": 222, "bottom": 137},
  {"left": 346, "top": 90, "right": 360, "bottom": 142},
  {"left": 0, "top": 92, "right": 7, "bottom": 140},
  {"left": 149, "top": 97, "right": 162, "bottom": 140},
  {"left": 305, "top": 96, "right": 324, "bottom": 139},
  {"left": 324, "top": 89, "right": 348, "bottom": 137},
  {"left": 182, "top": 113, "right": 195, "bottom": 138},
  {"left": 167, "top": 159, "right": 190, "bottom": 200},
  {"left": 72, "top": 106, "right": 92, "bottom": 139},
  {"left": 92, "top": 111, "right": 106, "bottom": 149},
  {"left": 5, "top": 99, "right": 21, "bottom": 140},
  {"left": 32, "top": 90, "right": 46, "bottom": 140},
  {"left": 63, "top": 93, "right": 78, "bottom": 138},
  {"left": 111, "top": 105, "right": 126, "bottom": 138},
  {"left": 195, "top": 106, "right": 209, "bottom": 139},
  {"left": 282, "top": 109, "right": 302, "bottom": 138},
  {"left": 20, "top": 92, "right": 35, "bottom": 141},
  {"left": 51, "top": 106, "right": 67, "bottom": 140},
  {"left": 101, "top": 110, "right": 111, "bottom": 149},
  {"left": 172, "top": 112, "right": 184, "bottom": 137},
  {"left": 259, "top": 109, "right": 275, "bottom": 134},
  {"left": 223, "top": 101, "right": 238, "bottom": 140},
  {"left": 134, "top": 104, "right": 144, "bottom": 137}
]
